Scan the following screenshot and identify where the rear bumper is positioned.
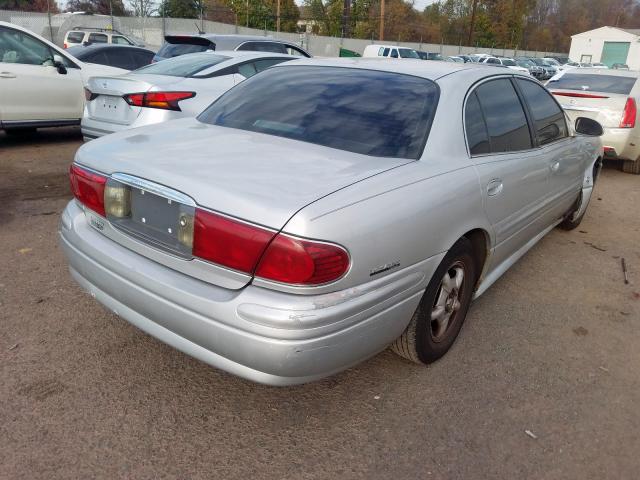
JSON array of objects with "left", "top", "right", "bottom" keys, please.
[
  {"left": 81, "top": 109, "right": 178, "bottom": 141},
  {"left": 59, "top": 201, "right": 433, "bottom": 385},
  {"left": 600, "top": 127, "right": 640, "bottom": 162}
]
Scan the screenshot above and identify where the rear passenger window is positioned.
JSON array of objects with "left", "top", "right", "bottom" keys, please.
[
  {"left": 390, "top": 49, "right": 398, "bottom": 58},
  {"left": 66, "top": 31, "right": 84, "bottom": 43},
  {"left": 475, "top": 79, "right": 532, "bottom": 153},
  {"left": 88, "top": 33, "right": 108, "bottom": 44},
  {"left": 253, "top": 58, "right": 289, "bottom": 72},
  {"left": 383, "top": 48, "right": 390, "bottom": 57},
  {"left": 465, "top": 91, "right": 490, "bottom": 155},
  {"left": 516, "top": 79, "right": 568, "bottom": 145},
  {"left": 237, "top": 41, "right": 286, "bottom": 54}
]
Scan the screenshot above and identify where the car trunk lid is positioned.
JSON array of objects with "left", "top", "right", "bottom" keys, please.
[
  {"left": 75, "top": 118, "right": 412, "bottom": 287},
  {"left": 551, "top": 89, "right": 630, "bottom": 128}
]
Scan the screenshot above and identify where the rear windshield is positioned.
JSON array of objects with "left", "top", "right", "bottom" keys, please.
[
  {"left": 66, "top": 31, "right": 85, "bottom": 43},
  {"left": 198, "top": 66, "right": 439, "bottom": 159},
  {"left": 157, "top": 43, "right": 212, "bottom": 58},
  {"left": 548, "top": 73, "right": 637, "bottom": 95},
  {"left": 134, "top": 53, "right": 229, "bottom": 77}
]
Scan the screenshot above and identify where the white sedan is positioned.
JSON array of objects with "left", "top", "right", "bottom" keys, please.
[
  {"left": 0, "top": 21, "right": 126, "bottom": 135},
  {"left": 81, "top": 51, "right": 296, "bottom": 141}
]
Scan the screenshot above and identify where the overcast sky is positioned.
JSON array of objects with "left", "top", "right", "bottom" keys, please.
[{"left": 57, "top": 0, "right": 439, "bottom": 14}]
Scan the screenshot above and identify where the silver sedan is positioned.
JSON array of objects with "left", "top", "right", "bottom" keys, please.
[
  {"left": 61, "top": 59, "right": 603, "bottom": 385},
  {"left": 80, "top": 51, "right": 296, "bottom": 141}
]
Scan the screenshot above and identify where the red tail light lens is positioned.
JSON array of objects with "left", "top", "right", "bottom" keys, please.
[
  {"left": 63, "top": 42, "right": 67, "bottom": 49},
  {"left": 551, "top": 91, "right": 609, "bottom": 99},
  {"left": 123, "top": 91, "right": 195, "bottom": 111},
  {"left": 193, "top": 209, "right": 275, "bottom": 274},
  {"left": 255, "top": 235, "right": 350, "bottom": 285},
  {"left": 84, "top": 87, "right": 97, "bottom": 101},
  {"left": 192, "top": 208, "right": 350, "bottom": 285},
  {"left": 69, "top": 164, "right": 107, "bottom": 216},
  {"left": 620, "top": 97, "right": 637, "bottom": 128}
]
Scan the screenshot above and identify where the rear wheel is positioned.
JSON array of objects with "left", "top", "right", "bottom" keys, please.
[
  {"left": 622, "top": 158, "right": 640, "bottom": 175},
  {"left": 391, "top": 238, "right": 477, "bottom": 364}
]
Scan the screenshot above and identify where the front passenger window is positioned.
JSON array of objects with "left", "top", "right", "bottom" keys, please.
[
  {"left": 390, "top": 49, "right": 399, "bottom": 58},
  {"left": 0, "top": 27, "right": 54, "bottom": 66},
  {"left": 516, "top": 79, "right": 568, "bottom": 145},
  {"left": 475, "top": 79, "right": 532, "bottom": 153}
]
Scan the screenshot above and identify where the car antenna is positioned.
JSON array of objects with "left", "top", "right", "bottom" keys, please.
[{"left": 194, "top": 22, "right": 204, "bottom": 35}]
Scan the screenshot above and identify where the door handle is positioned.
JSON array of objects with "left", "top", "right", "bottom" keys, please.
[
  {"left": 0, "top": 72, "right": 16, "bottom": 78},
  {"left": 487, "top": 179, "right": 504, "bottom": 197},
  {"left": 550, "top": 161, "right": 560, "bottom": 173}
]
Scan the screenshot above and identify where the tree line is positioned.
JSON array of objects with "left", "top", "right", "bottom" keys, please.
[{"left": 2, "top": 0, "right": 640, "bottom": 50}]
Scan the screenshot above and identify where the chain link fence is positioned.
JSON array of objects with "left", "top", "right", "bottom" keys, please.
[{"left": 1, "top": 9, "right": 566, "bottom": 58}]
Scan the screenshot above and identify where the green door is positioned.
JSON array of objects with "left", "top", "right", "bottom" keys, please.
[{"left": 601, "top": 42, "right": 630, "bottom": 67}]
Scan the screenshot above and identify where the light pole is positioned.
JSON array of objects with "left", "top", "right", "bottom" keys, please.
[{"left": 379, "top": 0, "right": 385, "bottom": 41}]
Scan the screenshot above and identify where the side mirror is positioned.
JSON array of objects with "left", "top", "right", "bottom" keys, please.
[
  {"left": 53, "top": 54, "right": 67, "bottom": 75},
  {"left": 575, "top": 117, "right": 603, "bottom": 136}
]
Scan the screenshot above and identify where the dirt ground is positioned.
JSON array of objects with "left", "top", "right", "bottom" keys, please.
[{"left": 1, "top": 127, "right": 639, "bottom": 480}]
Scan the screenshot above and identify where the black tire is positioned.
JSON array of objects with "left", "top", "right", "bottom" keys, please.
[
  {"left": 622, "top": 158, "right": 640, "bottom": 175},
  {"left": 391, "top": 237, "right": 477, "bottom": 364},
  {"left": 558, "top": 191, "right": 587, "bottom": 230}
]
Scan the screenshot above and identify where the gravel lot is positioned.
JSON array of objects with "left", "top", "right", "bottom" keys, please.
[{"left": 1, "top": 127, "right": 639, "bottom": 479}]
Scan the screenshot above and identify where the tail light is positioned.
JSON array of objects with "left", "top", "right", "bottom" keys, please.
[
  {"left": 620, "top": 97, "right": 637, "bottom": 128},
  {"left": 84, "top": 87, "right": 97, "bottom": 101},
  {"left": 192, "top": 208, "right": 350, "bottom": 285},
  {"left": 123, "top": 91, "right": 195, "bottom": 111},
  {"left": 193, "top": 209, "right": 275, "bottom": 274},
  {"left": 63, "top": 42, "right": 67, "bottom": 49},
  {"left": 68, "top": 167, "right": 350, "bottom": 286},
  {"left": 69, "top": 165, "right": 107, "bottom": 216},
  {"left": 551, "top": 91, "right": 609, "bottom": 99},
  {"left": 255, "top": 234, "right": 350, "bottom": 285}
]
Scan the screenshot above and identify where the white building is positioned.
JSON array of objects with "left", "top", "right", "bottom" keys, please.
[{"left": 569, "top": 26, "right": 640, "bottom": 69}]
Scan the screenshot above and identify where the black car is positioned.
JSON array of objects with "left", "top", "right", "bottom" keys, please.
[{"left": 66, "top": 44, "right": 155, "bottom": 71}]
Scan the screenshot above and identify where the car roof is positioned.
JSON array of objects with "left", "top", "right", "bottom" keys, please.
[
  {"left": 68, "top": 43, "right": 150, "bottom": 52},
  {"left": 166, "top": 34, "right": 289, "bottom": 44},
  {"left": 272, "top": 57, "right": 525, "bottom": 81},
  {"left": 196, "top": 50, "right": 295, "bottom": 59}
]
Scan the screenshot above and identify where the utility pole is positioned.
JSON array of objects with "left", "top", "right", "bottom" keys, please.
[
  {"left": 277, "top": 0, "right": 281, "bottom": 32},
  {"left": 246, "top": 0, "right": 249, "bottom": 28},
  {"left": 47, "top": 0, "right": 53, "bottom": 42},
  {"left": 342, "top": 0, "right": 350, "bottom": 38},
  {"left": 467, "top": 0, "right": 478, "bottom": 45},
  {"left": 379, "top": 0, "right": 385, "bottom": 41}
]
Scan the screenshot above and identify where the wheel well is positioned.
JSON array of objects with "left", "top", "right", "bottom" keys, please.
[
  {"left": 462, "top": 229, "right": 490, "bottom": 287},
  {"left": 593, "top": 156, "right": 602, "bottom": 182}
]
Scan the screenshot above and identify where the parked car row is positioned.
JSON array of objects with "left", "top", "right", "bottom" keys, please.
[{"left": 0, "top": 21, "right": 309, "bottom": 135}]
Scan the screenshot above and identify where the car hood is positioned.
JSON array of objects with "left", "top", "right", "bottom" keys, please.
[{"left": 75, "top": 118, "right": 412, "bottom": 228}]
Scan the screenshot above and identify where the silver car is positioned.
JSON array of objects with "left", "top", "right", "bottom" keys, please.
[
  {"left": 81, "top": 51, "right": 296, "bottom": 140},
  {"left": 61, "top": 59, "right": 603, "bottom": 385}
]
